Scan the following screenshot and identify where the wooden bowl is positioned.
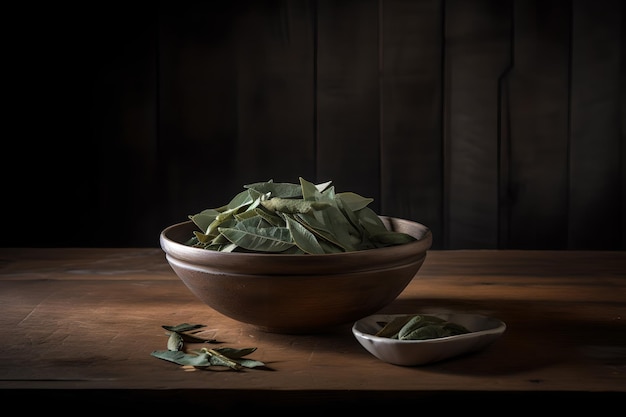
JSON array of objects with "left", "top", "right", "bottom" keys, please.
[{"left": 160, "top": 216, "right": 432, "bottom": 334}]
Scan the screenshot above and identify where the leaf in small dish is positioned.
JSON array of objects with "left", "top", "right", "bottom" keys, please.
[{"left": 376, "top": 314, "right": 471, "bottom": 340}]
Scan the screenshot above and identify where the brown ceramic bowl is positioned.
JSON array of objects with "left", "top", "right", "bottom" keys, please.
[{"left": 160, "top": 216, "right": 432, "bottom": 334}]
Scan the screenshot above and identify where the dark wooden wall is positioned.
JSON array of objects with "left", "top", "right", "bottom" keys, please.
[{"left": 3, "top": 0, "right": 624, "bottom": 250}]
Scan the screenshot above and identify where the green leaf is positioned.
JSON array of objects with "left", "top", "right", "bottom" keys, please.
[
  {"left": 162, "top": 323, "right": 206, "bottom": 333},
  {"left": 374, "top": 315, "right": 471, "bottom": 341},
  {"left": 370, "top": 231, "right": 416, "bottom": 246},
  {"left": 219, "top": 224, "right": 294, "bottom": 252},
  {"left": 153, "top": 324, "right": 264, "bottom": 370},
  {"left": 337, "top": 191, "right": 374, "bottom": 211},
  {"left": 254, "top": 206, "right": 286, "bottom": 227},
  {"left": 192, "top": 230, "right": 212, "bottom": 244},
  {"left": 177, "top": 332, "right": 218, "bottom": 344},
  {"left": 279, "top": 245, "right": 306, "bottom": 254},
  {"left": 212, "top": 347, "right": 257, "bottom": 359},
  {"left": 374, "top": 315, "right": 414, "bottom": 338},
  {"left": 400, "top": 325, "right": 446, "bottom": 340},
  {"left": 299, "top": 176, "right": 323, "bottom": 201},
  {"left": 294, "top": 212, "right": 351, "bottom": 252},
  {"left": 185, "top": 178, "right": 420, "bottom": 253},
  {"left": 218, "top": 242, "right": 238, "bottom": 252},
  {"left": 244, "top": 180, "right": 303, "bottom": 198},
  {"left": 205, "top": 214, "right": 237, "bottom": 239},
  {"left": 233, "top": 209, "right": 262, "bottom": 222},
  {"left": 320, "top": 184, "right": 336, "bottom": 201},
  {"left": 335, "top": 198, "right": 363, "bottom": 239},
  {"left": 225, "top": 189, "right": 257, "bottom": 209},
  {"left": 152, "top": 348, "right": 264, "bottom": 369},
  {"left": 315, "top": 179, "right": 333, "bottom": 193},
  {"left": 285, "top": 215, "right": 325, "bottom": 254},
  {"left": 151, "top": 350, "right": 212, "bottom": 367},
  {"left": 201, "top": 348, "right": 266, "bottom": 370},
  {"left": 261, "top": 197, "right": 330, "bottom": 214},
  {"left": 204, "top": 349, "right": 243, "bottom": 370},
  {"left": 189, "top": 209, "right": 221, "bottom": 234},
  {"left": 235, "top": 358, "right": 267, "bottom": 369},
  {"left": 317, "top": 205, "right": 361, "bottom": 250},
  {"left": 356, "top": 206, "right": 389, "bottom": 234},
  {"left": 167, "top": 332, "right": 184, "bottom": 351}
]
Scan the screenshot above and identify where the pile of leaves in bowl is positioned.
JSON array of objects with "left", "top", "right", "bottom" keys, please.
[
  {"left": 375, "top": 314, "right": 471, "bottom": 340},
  {"left": 185, "top": 177, "right": 416, "bottom": 254}
]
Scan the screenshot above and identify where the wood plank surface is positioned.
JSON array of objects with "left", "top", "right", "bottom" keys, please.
[{"left": 0, "top": 248, "right": 624, "bottom": 411}]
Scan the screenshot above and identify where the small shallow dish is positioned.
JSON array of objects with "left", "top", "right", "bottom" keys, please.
[{"left": 352, "top": 312, "right": 506, "bottom": 366}]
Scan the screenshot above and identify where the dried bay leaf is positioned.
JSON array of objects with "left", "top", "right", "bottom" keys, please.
[
  {"left": 152, "top": 350, "right": 209, "bottom": 367},
  {"left": 294, "top": 212, "right": 353, "bottom": 252},
  {"left": 254, "top": 206, "right": 284, "bottom": 227},
  {"left": 244, "top": 180, "right": 304, "bottom": 198},
  {"left": 375, "top": 315, "right": 472, "bottom": 341},
  {"left": 153, "top": 324, "right": 265, "bottom": 370},
  {"left": 162, "top": 323, "right": 217, "bottom": 346},
  {"left": 189, "top": 209, "right": 220, "bottom": 234},
  {"left": 336, "top": 192, "right": 374, "bottom": 212},
  {"left": 219, "top": 225, "right": 294, "bottom": 253},
  {"left": 162, "top": 323, "right": 206, "bottom": 333},
  {"left": 186, "top": 177, "right": 416, "bottom": 253},
  {"left": 375, "top": 315, "right": 415, "bottom": 338},
  {"left": 261, "top": 197, "right": 331, "bottom": 214},
  {"left": 167, "top": 331, "right": 184, "bottom": 351},
  {"left": 235, "top": 358, "right": 267, "bottom": 368},
  {"left": 177, "top": 332, "right": 218, "bottom": 344},
  {"left": 151, "top": 347, "right": 265, "bottom": 370},
  {"left": 285, "top": 215, "right": 325, "bottom": 254},
  {"left": 213, "top": 347, "right": 257, "bottom": 358}
]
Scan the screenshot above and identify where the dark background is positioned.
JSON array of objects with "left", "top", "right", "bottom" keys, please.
[{"left": 3, "top": 0, "right": 624, "bottom": 250}]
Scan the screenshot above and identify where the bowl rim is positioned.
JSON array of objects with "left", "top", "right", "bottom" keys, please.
[{"left": 160, "top": 215, "right": 433, "bottom": 261}]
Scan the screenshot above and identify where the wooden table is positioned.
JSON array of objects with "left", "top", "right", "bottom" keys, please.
[{"left": 1, "top": 248, "right": 624, "bottom": 412}]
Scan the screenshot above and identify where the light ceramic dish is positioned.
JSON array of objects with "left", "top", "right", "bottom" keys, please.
[{"left": 352, "top": 312, "right": 506, "bottom": 366}]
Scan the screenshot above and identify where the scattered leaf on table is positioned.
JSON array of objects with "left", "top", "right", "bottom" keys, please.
[
  {"left": 167, "top": 331, "right": 184, "bottom": 351},
  {"left": 151, "top": 347, "right": 265, "bottom": 371},
  {"left": 162, "top": 323, "right": 206, "bottom": 333}
]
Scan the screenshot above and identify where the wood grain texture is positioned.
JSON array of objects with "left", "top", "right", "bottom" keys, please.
[
  {"left": 380, "top": 0, "right": 445, "bottom": 246},
  {"left": 0, "top": 248, "right": 624, "bottom": 411},
  {"left": 444, "top": 0, "right": 513, "bottom": 249},
  {"left": 233, "top": 1, "right": 317, "bottom": 185},
  {"left": 316, "top": 0, "right": 382, "bottom": 210},
  {"left": 2, "top": 1, "right": 624, "bottom": 250},
  {"left": 157, "top": 2, "right": 241, "bottom": 222}
]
